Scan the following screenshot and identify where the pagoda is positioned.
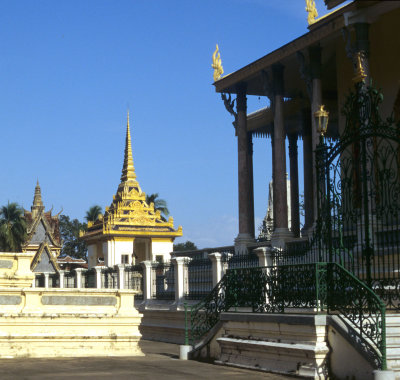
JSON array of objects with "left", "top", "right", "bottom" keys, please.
[
  {"left": 81, "top": 112, "right": 182, "bottom": 268},
  {"left": 23, "top": 181, "right": 61, "bottom": 273}
]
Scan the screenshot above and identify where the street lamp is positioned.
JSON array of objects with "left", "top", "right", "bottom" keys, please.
[{"left": 314, "top": 105, "right": 329, "bottom": 137}]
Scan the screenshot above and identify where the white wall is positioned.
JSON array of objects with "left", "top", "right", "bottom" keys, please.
[
  {"left": 87, "top": 245, "right": 97, "bottom": 269},
  {"left": 106, "top": 240, "right": 134, "bottom": 266},
  {"left": 151, "top": 241, "right": 173, "bottom": 262}
]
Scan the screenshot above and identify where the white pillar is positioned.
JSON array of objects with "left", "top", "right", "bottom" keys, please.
[
  {"left": 254, "top": 247, "right": 273, "bottom": 267},
  {"left": 117, "top": 264, "right": 125, "bottom": 290},
  {"left": 59, "top": 270, "right": 65, "bottom": 288},
  {"left": 94, "top": 266, "right": 103, "bottom": 289},
  {"left": 44, "top": 272, "right": 50, "bottom": 288},
  {"left": 75, "top": 268, "right": 85, "bottom": 289},
  {"left": 141, "top": 261, "right": 152, "bottom": 301},
  {"left": 172, "top": 257, "right": 186, "bottom": 310},
  {"left": 208, "top": 252, "right": 223, "bottom": 287},
  {"left": 254, "top": 247, "right": 274, "bottom": 305}
]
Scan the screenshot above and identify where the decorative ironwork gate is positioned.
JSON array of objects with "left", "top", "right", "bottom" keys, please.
[{"left": 313, "top": 83, "right": 400, "bottom": 309}]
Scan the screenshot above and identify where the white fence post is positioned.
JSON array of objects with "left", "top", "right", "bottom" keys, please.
[
  {"left": 44, "top": 272, "right": 50, "bottom": 288},
  {"left": 141, "top": 261, "right": 152, "bottom": 301},
  {"left": 75, "top": 268, "right": 85, "bottom": 289},
  {"left": 59, "top": 270, "right": 65, "bottom": 288},
  {"left": 117, "top": 264, "right": 125, "bottom": 289},
  {"left": 172, "top": 257, "right": 186, "bottom": 310},
  {"left": 208, "top": 252, "right": 222, "bottom": 287},
  {"left": 94, "top": 266, "right": 103, "bottom": 289}
]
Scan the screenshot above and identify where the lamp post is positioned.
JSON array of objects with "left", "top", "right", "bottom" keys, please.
[
  {"left": 314, "top": 105, "right": 329, "bottom": 140},
  {"left": 314, "top": 104, "right": 329, "bottom": 262}
]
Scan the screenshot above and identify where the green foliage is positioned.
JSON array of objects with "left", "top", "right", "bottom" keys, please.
[
  {"left": 59, "top": 214, "right": 87, "bottom": 260},
  {"left": 146, "top": 193, "right": 169, "bottom": 220},
  {"left": 85, "top": 205, "right": 103, "bottom": 222},
  {"left": 173, "top": 240, "right": 198, "bottom": 252},
  {"left": 0, "top": 202, "right": 27, "bottom": 252}
]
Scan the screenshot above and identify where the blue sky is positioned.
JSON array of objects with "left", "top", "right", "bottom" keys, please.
[{"left": 0, "top": 0, "right": 333, "bottom": 248}]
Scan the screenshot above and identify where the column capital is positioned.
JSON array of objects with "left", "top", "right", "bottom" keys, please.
[
  {"left": 253, "top": 247, "right": 273, "bottom": 267},
  {"left": 171, "top": 257, "right": 186, "bottom": 265},
  {"left": 208, "top": 252, "right": 222, "bottom": 262},
  {"left": 140, "top": 260, "right": 153, "bottom": 269},
  {"left": 74, "top": 268, "right": 86, "bottom": 273}
]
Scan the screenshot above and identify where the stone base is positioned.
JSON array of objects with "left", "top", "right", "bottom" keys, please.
[
  {"left": 271, "top": 228, "right": 293, "bottom": 249},
  {"left": 234, "top": 234, "right": 255, "bottom": 255}
]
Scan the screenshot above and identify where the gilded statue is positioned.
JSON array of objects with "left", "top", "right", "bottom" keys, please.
[
  {"left": 305, "top": 0, "right": 318, "bottom": 25},
  {"left": 212, "top": 44, "right": 224, "bottom": 82}
]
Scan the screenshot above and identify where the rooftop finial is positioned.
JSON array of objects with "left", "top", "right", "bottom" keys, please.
[
  {"left": 120, "top": 111, "right": 137, "bottom": 182},
  {"left": 305, "top": 0, "right": 318, "bottom": 25},
  {"left": 212, "top": 44, "right": 224, "bottom": 82}
]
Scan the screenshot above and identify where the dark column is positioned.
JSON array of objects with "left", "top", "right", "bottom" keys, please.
[
  {"left": 247, "top": 133, "right": 255, "bottom": 238},
  {"left": 302, "top": 112, "right": 314, "bottom": 233},
  {"left": 289, "top": 134, "right": 300, "bottom": 238},
  {"left": 309, "top": 45, "right": 322, "bottom": 226},
  {"left": 235, "top": 83, "right": 254, "bottom": 251},
  {"left": 271, "top": 64, "right": 292, "bottom": 243}
]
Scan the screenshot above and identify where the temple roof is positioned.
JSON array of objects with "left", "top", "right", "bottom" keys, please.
[
  {"left": 23, "top": 181, "right": 61, "bottom": 249},
  {"left": 81, "top": 113, "right": 182, "bottom": 242}
]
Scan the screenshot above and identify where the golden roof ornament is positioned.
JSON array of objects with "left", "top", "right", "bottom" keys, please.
[
  {"left": 120, "top": 110, "right": 137, "bottom": 183},
  {"left": 353, "top": 52, "right": 367, "bottom": 83},
  {"left": 305, "top": 0, "right": 318, "bottom": 25},
  {"left": 212, "top": 44, "right": 224, "bottom": 82}
]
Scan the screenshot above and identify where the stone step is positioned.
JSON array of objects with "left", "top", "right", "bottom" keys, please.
[{"left": 216, "top": 336, "right": 329, "bottom": 380}]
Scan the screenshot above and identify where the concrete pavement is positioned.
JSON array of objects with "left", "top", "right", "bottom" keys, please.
[{"left": 0, "top": 339, "right": 293, "bottom": 379}]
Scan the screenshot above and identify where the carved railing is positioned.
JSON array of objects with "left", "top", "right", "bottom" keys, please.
[{"left": 187, "top": 262, "right": 386, "bottom": 369}]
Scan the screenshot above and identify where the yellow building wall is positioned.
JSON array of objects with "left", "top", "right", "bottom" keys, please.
[{"left": 0, "top": 287, "right": 143, "bottom": 358}]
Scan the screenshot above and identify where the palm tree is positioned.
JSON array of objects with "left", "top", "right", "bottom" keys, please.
[
  {"left": 85, "top": 205, "right": 103, "bottom": 222},
  {"left": 0, "top": 202, "right": 27, "bottom": 252},
  {"left": 145, "top": 193, "right": 169, "bottom": 220}
]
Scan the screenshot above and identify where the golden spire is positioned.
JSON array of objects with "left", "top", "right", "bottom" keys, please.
[
  {"left": 120, "top": 110, "right": 137, "bottom": 182},
  {"left": 31, "top": 179, "right": 44, "bottom": 217}
]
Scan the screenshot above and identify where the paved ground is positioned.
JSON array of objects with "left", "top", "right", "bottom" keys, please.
[{"left": 0, "top": 340, "right": 292, "bottom": 379}]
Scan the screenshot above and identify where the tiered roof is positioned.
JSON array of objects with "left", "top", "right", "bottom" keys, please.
[{"left": 82, "top": 113, "right": 182, "bottom": 242}]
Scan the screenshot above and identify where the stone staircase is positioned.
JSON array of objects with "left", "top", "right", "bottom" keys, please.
[
  {"left": 385, "top": 313, "right": 400, "bottom": 377},
  {"left": 213, "top": 313, "right": 330, "bottom": 379}
]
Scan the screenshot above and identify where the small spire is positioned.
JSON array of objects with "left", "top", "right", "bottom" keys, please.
[
  {"left": 31, "top": 180, "right": 44, "bottom": 216},
  {"left": 120, "top": 110, "right": 137, "bottom": 182}
]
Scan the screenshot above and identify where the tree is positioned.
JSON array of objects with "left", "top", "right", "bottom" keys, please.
[
  {"left": 173, "top": 241, "right": 198, "bottom": 252},
  {"left": 0, "top": 202, "right": 27, "bottom": 252},
  {"left": 146, "top": 193, "right": 169, "bottom": 220},
  {"left": 59, "top": 214, "right": 87, "bottom": 259},
  {"left": 85, "top": 205, "right": 103, "bottom": 222}
]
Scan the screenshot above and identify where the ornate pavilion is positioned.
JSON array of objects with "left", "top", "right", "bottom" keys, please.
[
  {"left": 81, "top": 113, "right": 182, "bottom": 268},
  {"left": 22, "top": 181, "right": 61, "bottom": 273},
  {"left": 213, "top": 0, "right": 400, "bottom": 252}
]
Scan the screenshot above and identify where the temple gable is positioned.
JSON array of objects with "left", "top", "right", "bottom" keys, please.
[{"left": 31, "top": 243, "right": 58, "bottom": 273}]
